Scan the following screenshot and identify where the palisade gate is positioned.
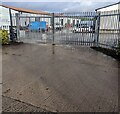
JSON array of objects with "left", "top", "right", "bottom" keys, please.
[{"left": 15, "top": 10, "right": 119, "bottom": 49}]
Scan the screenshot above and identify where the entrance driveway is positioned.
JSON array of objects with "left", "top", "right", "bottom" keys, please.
[{"left": 2, "top": 43, "right": 119, "bottom": 112}]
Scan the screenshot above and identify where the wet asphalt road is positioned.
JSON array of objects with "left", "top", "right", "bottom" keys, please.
[{"left": 2, "top": 43, "right": 119, "bottom": 112}]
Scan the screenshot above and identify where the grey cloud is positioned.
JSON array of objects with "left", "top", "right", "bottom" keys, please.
[{"left": 2, "top": 2, "right": 117, "bottom": 12}]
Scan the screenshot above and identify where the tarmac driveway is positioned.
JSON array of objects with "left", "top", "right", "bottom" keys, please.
[{"left": 2, "top": 43, "right": 119, "bottom": 112}]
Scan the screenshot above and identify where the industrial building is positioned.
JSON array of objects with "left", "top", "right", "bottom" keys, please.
[
  {"left": 0, "top": 4, "right": 50, "bottom": 31},
  {"left": 0, "top": 5, "right": 18, "bottom": 30},
  {"left": 0, "top": 4, "right": 82, "bottom": 33},
  {"left": 95, "top": 2, "right": 120, "bottom": 33}
]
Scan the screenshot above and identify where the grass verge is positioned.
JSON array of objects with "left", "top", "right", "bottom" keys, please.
[{"left": 91, "top": 46, "right": 120, "bottom": 61}]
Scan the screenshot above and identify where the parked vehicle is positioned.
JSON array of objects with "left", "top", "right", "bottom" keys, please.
[
  {"left": 73, "top": 24, "right": 94, "bottom": 33},
  {"left": 49, "top": 23, "right": 63, "bottom": 30},
  {"left": 55, "top": 23, "right": 63, "bottom": 30},
  {"left": 73, "top": 24, "right": 89, "bottom": 33},
  {"left": 28, "top": 21, "right": 47, "bottom": 32},
  {"left": 73, "top": 21, "right": 94, "bottom": 33}
]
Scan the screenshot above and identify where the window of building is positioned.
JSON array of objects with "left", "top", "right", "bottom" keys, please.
[
  {"left": 50, "top": 18, "right": 53, "bottom": 26},
  {"left": 119, "top": 15, "right": 120, "bottom": 22},
  {"left": 77, "top": 20, "right": 79, "bottom": 24},
  {"left": 35, "top": 17, "right": 40, "bottom": 22},
  {"left": 73, "top": 20, "right": 75, "bottom": 26},
  {"left": 25, "top": 21, "right": 27, "bottom": 25},
  {"left": 67, "top": 19, "right": 70, "bottom": 24},
  {"left": 61, "top": 19, "right": 63, "bottom": 25}
]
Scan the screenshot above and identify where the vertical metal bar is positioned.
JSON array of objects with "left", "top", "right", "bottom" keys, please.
[
  {"left": 115, "top": 10, "right": 117, "bottom": 48},
  {"left": 15, "top": 13, "right": 20, "bottom": 40},
  {"left": 69, "top": 14, "right": 71, "bottom": 45},
  {"left": 93, "top": 13, "right": 96, "bottom": 47},
  {"left": 90, "top": 12, "right": 92, "bottom": 46},
  {"left": 68, "top": 14, "right": 70, "bottom": 45},
  {"left": 39, "top": 17, "right": 42, "bottom": 40},
  {"left": 28, "top": 17, "right": 30, "bottom": 39},
  {"left": 105, "top": 11, "right": 107, "bottom": 48},
  {"left": 61, "top": 14, "right": 63, "bottom": 44},
  {"left": 118, "top": 9, "right": 120, "bottom": 51},
  {"left": 80, "top": 12, "right": 82, "bottom": 45},
  {"left": 52, "top": 13, "right": 55, "bottom": 45},
  {"left": 75, "top": 14, "right": 77, "bottom": 45},
  {"left": 112, "top": 10, "right": 115, "bottom": 49},
  {"left": 91, "top": 12, "right": 93, "bottom": 46},
  {"left": 66, "top": 13, "right": 68, "bottom": 44},
  {"left": 57, "top": 13, "right": 59, "bottom": 44},
  {"left": 86, "top": 12, "right": 87, "bottom": 46},
  {"left": 83, "top": 12, "right": 85, "bottom": 45},
  {"left": 86, "top": 12, "right": 90, "bottom": 46},
  {"left": 65, "top": 13, "right": 67, "bottom": 44},
  {"left": 9, "top": 8, "right": 14, "bottom": 41},
  {"left": 58, "top": 13, "right": 60, "bottom": 44},
  {"left": 96, "top": 12, "right": 100, "bottom": 47},
  {"left": 102, "top": 11, "right": 105, "bottom": 48},
  {"left": 93, "top": 14, "right": 96, "bottom": 46},
  {"left": 116, "top": 10, "right": 118, "bottom": 48}
]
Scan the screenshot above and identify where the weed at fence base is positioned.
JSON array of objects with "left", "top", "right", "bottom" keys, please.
[{"left": 91, "top": 46, "right": 120, "bottom": 61}]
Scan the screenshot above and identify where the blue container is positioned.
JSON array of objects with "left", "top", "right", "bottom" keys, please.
[{"left": 29, "top": 21, "right": 46, "bottom": 31}]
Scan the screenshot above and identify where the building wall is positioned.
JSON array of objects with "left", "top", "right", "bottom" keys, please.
[
  {"left": 0, "top": 6, "right": 10, "bottom": 30},
  {"left": 0, "top": 6, "right": 87, "bottom": 32},
  {"left": 19, "top": 16, "right": 81, "bottom": 28},
  {"left": 96, "top": 4, "right": 118, "bottom": 12},
  {"left": 0, "top": 6, "right": 18, "bottom": 31},
  {"left": 0, "top": 6, "right": 50, "bottom": 30},
  {"left": 96, "top": 4, "right": 119, "bottom": 33},
  {"left": 99, "top": 14, "right": 119, "bottom": 31},
  {"left": 54, "top": 17, "right": 80, "bottom": 27}
]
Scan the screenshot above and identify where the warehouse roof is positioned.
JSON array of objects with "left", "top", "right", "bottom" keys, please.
[
  {"left": 95, "top": 2, "right": 120, "bottom": 11},
  {"left": 0, "top": 4, "right": 51, "bottom": 15}
]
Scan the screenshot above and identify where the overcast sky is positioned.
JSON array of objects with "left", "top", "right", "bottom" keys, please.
[{"left": 2, "top": 1, "right": 119, "bottom": 12}]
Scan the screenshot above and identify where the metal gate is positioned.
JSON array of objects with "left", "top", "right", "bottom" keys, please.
[
  {"left": 16, "top": 12, "right": 98, "bottom": 46},
  {"left": 14, "top": 10, "right": 119, "bottom": 49},
  {"left": 17, "top": 14, "right": 53, "bottom": 44},
  {"left": 52, "top": 12, "right": 98, "bottom": 46}
]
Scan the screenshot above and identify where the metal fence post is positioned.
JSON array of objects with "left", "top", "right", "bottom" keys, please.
[
  {"left": 52, "top": 13, "right": 55, "bottom": 45},
  {"left": 118, "top": 9, "right": 120, "bottom": 54},
  {"left": 96, "top": 12, "right": 101, "bottom": 47},
  {"left": 15, "top": 13, "right": 20, "bottom": 41},
  {"left": 9, "top": 8, "right": 14, "bottom": 41}
]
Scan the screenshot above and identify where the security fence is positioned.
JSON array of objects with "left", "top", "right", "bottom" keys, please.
[
  {"left": 17, "top": 12, "right": 97, "bottom": 46},
  {"left": 52, "top": 12, "right": 97, "bottom": 46},
  {"left": 9, "top": 10, "right": 120, "bottom": 50},
  {"left": 98, "top": 10, "right": 119, "bottom": 49}
]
